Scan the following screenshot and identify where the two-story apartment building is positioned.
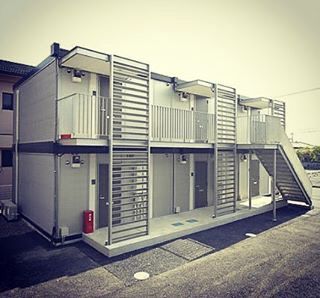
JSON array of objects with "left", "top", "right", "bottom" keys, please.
[
  {"left": 13, "top": 43, "right": 313, "bottom": 256},
  {"left": 0, "top": 60, "right": 34, "bottom": 201}
]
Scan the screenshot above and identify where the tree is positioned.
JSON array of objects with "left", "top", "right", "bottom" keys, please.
[
  {"left": 297, "top": 148, "right": 313, "bottom": 162},
  {"left": 297, "top": 146, "right": 320, "bottom": 163},
  {"left": 312, "top": 146, "right": 320, "bottom": 162}
]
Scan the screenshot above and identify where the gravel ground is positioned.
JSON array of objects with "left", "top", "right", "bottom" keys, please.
[{"left": 0, "top": 189, "right": 319, "bottom": 297}]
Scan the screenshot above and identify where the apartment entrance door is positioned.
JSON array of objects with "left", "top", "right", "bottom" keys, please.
[
  {"left": 250, "top": 160, "right": 260, "bottom": 197},
  {"left": 98, "top": 164, "right": 109, "bottom": 228},
  {"left": 195, "top": 161, "right": 208, "bottom": 208}
]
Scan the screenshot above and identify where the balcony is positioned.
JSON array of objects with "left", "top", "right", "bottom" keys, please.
[
  {"left": 57, "top": 93, "right": 215, "bottom": 146},
  {"left": 237, "top": 114, "right": 281, "bottom": 145},
  {"left": 151, "top": 105, "right": 215, "bottom": 145},
  {"left": 57, "top": 93, "right": 109, "bottom": 145}
]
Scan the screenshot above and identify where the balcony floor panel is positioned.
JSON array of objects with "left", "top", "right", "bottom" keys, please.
[
  {"left": 59, "top": 138, "right": 108, "bottom": 146},
  {"left": 151, "top": 141, "right": 214, "bottom": 148}
]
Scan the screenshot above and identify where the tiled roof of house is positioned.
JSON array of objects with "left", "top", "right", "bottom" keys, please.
[{"left": 0, "top": 59, "right": 34, "bottom": 77}]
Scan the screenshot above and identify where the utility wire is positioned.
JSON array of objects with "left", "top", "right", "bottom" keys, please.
[
  {"left": 293, "top": 130, "right": 320, "bottom": 134},
  {"left": 276, "top": 87, "right": 320, "bottom": 98}
]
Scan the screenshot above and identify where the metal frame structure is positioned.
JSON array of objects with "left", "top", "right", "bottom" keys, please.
[
  {"left": 107, "top": 55, "right": 150, "bottom": 245},
  {"left": 213, "top": 84, "right": 238, "bottom": 217},
  {"left": 272, "top": 149, "right": 277, "bottom": 221},
  {"left": 271, "top": 100, "right": 286, "bottom": 130}
]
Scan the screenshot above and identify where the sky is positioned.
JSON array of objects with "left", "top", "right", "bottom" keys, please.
[{"left": 1, "top": 0, "right": 319, "bottom": 144}]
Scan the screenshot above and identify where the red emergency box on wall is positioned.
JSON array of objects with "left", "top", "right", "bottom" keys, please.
[{"left": 83, "top": 210, "right": 94, "bottom": 234}]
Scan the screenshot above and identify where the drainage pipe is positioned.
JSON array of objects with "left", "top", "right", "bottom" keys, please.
[{"left": 14, "top": 89, "right": 19, "bottom": 206}]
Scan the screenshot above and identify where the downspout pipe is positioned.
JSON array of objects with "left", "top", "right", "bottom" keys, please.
[{"left": 14, "top": 89, "right": 19, "bottom": 206}]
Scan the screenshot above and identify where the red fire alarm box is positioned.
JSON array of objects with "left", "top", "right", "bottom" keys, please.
[{"left": 83, "top": 210, "right": 94, "bottom": 234}]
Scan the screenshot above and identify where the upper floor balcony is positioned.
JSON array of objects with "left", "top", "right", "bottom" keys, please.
[
  {"left": 237, "top": 114, "right": 282, "bottom": 145},
  {"left": 57, "top": 93, "right": 108, "bottom": 145},
  {"left": 57, "top": 93, "right": 215, "bottom": 146}
]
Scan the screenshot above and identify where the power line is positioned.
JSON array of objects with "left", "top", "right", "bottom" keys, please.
[
  {"left": 293, "top": 130, "right": 320, "bottom": 134},
  {"left": 276, "top": 87, "right": 320, "bottom": 98}
]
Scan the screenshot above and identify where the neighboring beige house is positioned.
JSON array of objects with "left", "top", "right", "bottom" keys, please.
[{"left": 0, "top": 60, "right": 34, "bottom": 200}]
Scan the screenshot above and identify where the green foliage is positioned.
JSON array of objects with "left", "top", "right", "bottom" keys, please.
[
  {"left": 312, "top": 146, "right": 320, "bottom": 162},
  {"left": 297, "top": 146, "right": 320, "bottom": 163}
]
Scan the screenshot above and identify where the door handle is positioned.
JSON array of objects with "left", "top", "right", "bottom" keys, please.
[
  {"left": 99, "top": 196, "right": 105, "bottom": 200},
  {"left": 199, "top": 189, "right": 204, "bottom": 192},
  {"left": 253, "top": 182, "right": 258, "bottom": 185}
]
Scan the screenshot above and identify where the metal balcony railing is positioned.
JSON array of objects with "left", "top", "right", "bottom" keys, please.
[
  {"left": 57, "top": 94, "right": 215, "bottom": 143},
  {"left": 151, "top": 105, "right": 215, "bottom": 143},
  {"left": 57, "top": 93, "right": 109, "bottom": 139},
  {"left": 250, "top": 114, "right": 281, "bottom": 144},
  {"left": 237, "top": 114, "right": 282, "bottom": 144}
]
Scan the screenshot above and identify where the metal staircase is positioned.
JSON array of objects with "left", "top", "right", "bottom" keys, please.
[
  {"left": 252, "top": 116, "right": 312, "bottom": 207},
  {"left": 214, "top": 85, "right": 238, "bottom": 216},
  {"left": 254, "top": 148, "right": 312, "bottom": 206},
  {"left": 108, "top": 55, "right": 150, "bottom": 245}
]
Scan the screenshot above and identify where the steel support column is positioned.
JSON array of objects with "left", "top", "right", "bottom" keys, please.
[
  {"left": 272, "top": 149, "right": 277, "bottom": 222},
  {"left": 213, "top": 84, "right": 218, "bottom": 217},
  {"left": 248, "top": 151, "right": 252, "bottom": 210},
  {"left": 107, "top": 54, "right": 114, "bottom": 245}
]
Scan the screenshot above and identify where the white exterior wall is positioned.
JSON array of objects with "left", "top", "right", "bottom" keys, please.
[
  {"left": 18, "top": 59, "right": 57, "bottom": 143},
  {"left": 152, "top": 80, "right": 192, "bottom": 110},
  {"left": 152, "top": 154, "right": 173, "bottom": 217},
  {"left": 259, "top": 163, "right": 270, "bottom": 195},
  {"left": 174, "top": 154, "right": 191, "bottom": 213},
  {"left": 239, "top": 153, "right": 249, "bottom": 200},
  {"left": 152, "top": 153, "right": 192, "bottom": 218},
  {"left": 58, "top": 154, "right": 90, "bottom": 235},
  {"left": 238, "top": 153, "right": 271, "bottom": 200},
  {"left": 58, "top": 68, "right": 90, "bottom": 99},
  {"left": 237, "top": 105, "right": 250, "bottom": 144},
  {"left": 19, "top": 153, "right": 55, "bottom": 234}
]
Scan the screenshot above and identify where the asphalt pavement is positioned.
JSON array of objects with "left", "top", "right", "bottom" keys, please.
[{"left": 0, "top": 188, "right": 319, "bottom": 297}]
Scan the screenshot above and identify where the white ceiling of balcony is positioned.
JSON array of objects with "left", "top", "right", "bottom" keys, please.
[
  {"left": 240, "top": 97, "right": 271, "bottom": 109},
  {"left": 60, "top": 47, "right": 110, "bottom": 75},
  {"left": 176, "top": 80, "right": 214, "bottom": 97}
]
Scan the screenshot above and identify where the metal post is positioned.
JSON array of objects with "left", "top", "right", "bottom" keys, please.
[
  {"left": 272, "top": 149, "right": 277, "bottom": 222},
  {"left": 234, "top": 148, "right": 238, "bottom": 212},
  {"left": 248, "top": 151, "right": 252, "bottom": 209},
  {"left": 234, "top": 91, "right": 238, "bottom": 213},
  {"left": 14, "top": 89, "right": 19, "bottom": 207},
  {"left": 107, "top": 55, "right": 114, "bottom": 245},
  {"left": 213, "top": 84, "right": 218, "bottom": 217},
  {"left": 147, "top": 64, "right": 151, "bottom": 235}
]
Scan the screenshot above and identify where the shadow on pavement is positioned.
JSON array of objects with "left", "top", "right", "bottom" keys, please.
[
  {"left": 186, "top": 204, "right": 307, "bottom": 250},
  {"left": 0, "top": 204, "right": 307, "bottom": 292}
]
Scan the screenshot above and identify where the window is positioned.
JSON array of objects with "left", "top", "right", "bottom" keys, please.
[
  {"left": 1, "top": 150, "right": 13, "bottom": 167},
  {"left": 2, "top": 92, "right": 13, "bottom": 110}
]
